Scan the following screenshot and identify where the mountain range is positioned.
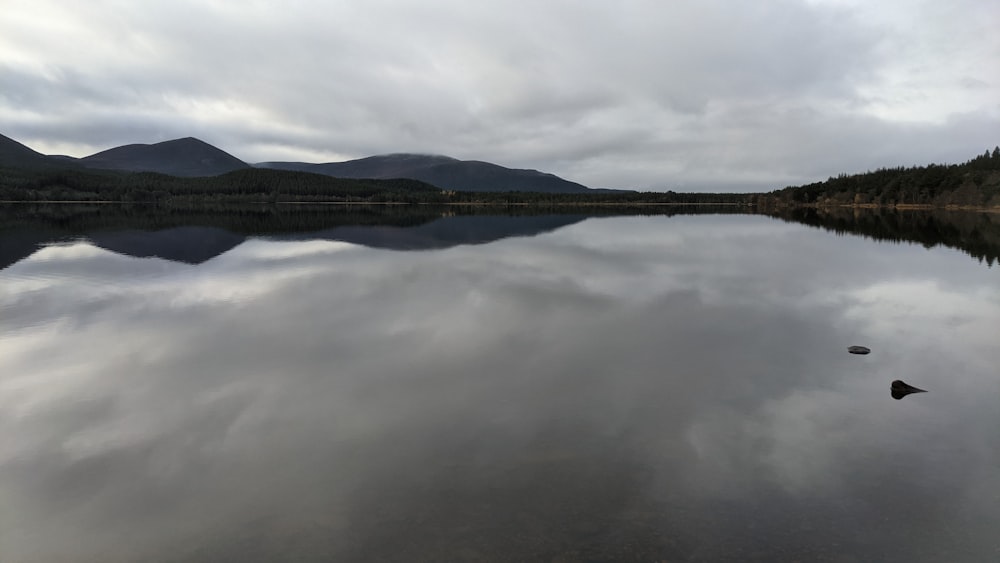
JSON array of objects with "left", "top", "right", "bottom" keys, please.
[{"left": 0, "top": 133, "right": 595, "bottom": 193}]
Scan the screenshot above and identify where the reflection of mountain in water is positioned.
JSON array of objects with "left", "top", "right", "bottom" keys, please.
[
  {"left": 277, "top": 215, "right": 588, "bottom": 251},
  {"left": 0, "top": 210, "right": 588, "bottom": 268},
  {"left": 89, "top": 227, "right": 246, "bottom": 264},
  {"left": 4, "top": 204, "right": 999, "bottom": 270}
]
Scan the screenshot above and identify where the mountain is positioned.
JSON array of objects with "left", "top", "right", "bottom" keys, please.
[
  {"left": 0, "top": 132, "right": 74, "bottom": 169},
  {"left": 81, "top": 137, "right": 250, "bottom": 177},
  {"left": 2, "top": 132, "right": 592, "bottom": 192},
  {"left": 258, "top": 153, "right": 593, "bottom": 193},
  {"left": 2, "top": 132, "right": 598, "bottom": 193}
]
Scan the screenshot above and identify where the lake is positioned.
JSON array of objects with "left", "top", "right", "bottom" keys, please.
[{"left": 1, "top": 206, "right": 999, "bottom": 562}]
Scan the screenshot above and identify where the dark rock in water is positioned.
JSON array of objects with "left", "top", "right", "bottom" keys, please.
[
  {"left": 891, "top": 380, "right": 927, "bottom": 400},
  {"left": 848, "top": 345, "right": 871, "bottom": 355}
]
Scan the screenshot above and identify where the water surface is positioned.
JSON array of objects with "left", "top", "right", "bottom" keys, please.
[{"left": 1, "top": 212, "right": 998, "bottom": 561}]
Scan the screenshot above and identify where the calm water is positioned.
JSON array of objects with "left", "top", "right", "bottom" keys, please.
[{"left": 1, "top": 211, "right": 999, "bottom": 562}]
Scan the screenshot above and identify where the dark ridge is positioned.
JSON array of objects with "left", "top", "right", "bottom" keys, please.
[
  {"left": 259, "top": 153, "right": 593, "bottom": 193},
  {"left": 81, "top": 137, "right": 251, "bottom": 177},
  {"left": 0, "top": 133, "right": 73, "bottom": 169}
]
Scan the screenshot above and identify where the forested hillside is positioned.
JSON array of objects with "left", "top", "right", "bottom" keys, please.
[
  {"left": 760, "top": 148, "right": 1000, "bottom": 208},
  {"left": 0, "top": 166, "right": 443, "bottom": 203},
  {"left": 0, "top": 162, "right": 754, "bottom": 205}
]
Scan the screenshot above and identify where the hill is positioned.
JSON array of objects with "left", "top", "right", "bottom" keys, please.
[
  {"left": 760, "top": 148, "right": 1000, "bottom": 209},
  {"left": 0, "top": 133, "right": 73, "bottom": 169},
  {"left": 258, "top": 153, "right": 593, "bottom": 193},
  {"left": 3, "top": 133, "right": 594, "bottom": 193},
  {"left": 81, "top": 137, "right": 250, "bottom": 177}
]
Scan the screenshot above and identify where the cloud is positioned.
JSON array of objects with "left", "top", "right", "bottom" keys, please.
[{"left": 1, "top": 0, "right": 998, "bottom": 190}]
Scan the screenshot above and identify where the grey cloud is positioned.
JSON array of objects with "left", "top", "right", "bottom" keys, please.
[{"left": 2, "top": 0, "right": 998, "bottom": 189}]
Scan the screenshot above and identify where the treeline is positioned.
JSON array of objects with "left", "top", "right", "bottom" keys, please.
[
  {"left": 761, "top": 148, "right": 1000, "bottom": 208},
  {"left": 435, "top": 190, "right": 752, "bottom": 205},
  {"left": 6, "top": 148, "right": 1000, "bottom": 209},
  {"left": 0, "top": 202, "right": 755, "bottom": 238},
  {"left": 0, "top": 166, "right": 443, "bottom": 203},
  {"left": 0, "top": 202, "right": 446, "bottom": 236},
  {"left": 0, "top": 162, "right": 756, "bottom": 205}
]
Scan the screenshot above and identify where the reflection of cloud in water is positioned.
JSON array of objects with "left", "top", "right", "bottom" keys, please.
[
  {"left": 220, "top": 238, "right": 360, "bottom": 261},
  {"left": 1, "top": 215, "right": 999, "bottom": 561}
]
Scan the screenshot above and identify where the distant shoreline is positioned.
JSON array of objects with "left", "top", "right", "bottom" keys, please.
[
  {"left": 766, "top": 202, "right": 1000, "bottom": 213},
  {"left": 2, "top": 199, "right": 999, "bottom": 212}
]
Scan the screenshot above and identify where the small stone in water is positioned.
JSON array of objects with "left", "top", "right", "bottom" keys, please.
[
  {"left": 891, "top": 379, "right": 927, "bottom": 400},
  {"left": 848, "top": 345, "right": 870, "bottom": 355}
]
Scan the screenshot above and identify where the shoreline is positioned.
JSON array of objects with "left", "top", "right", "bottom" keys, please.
[{"left": 2, "top": 199, "right": 999, "bottom": 213}]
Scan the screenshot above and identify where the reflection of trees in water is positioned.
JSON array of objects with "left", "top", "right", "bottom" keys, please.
[
  {"left": 0, "top": 202, "right": 443, "bottom": 234},
  {"left": 3, "top": 203, "right": 998, "bottom": 267},
  {"left": 0, "top": 203, "right": 751, "bottom": 238},
  {"left": 768, "top": 207, "right": 1000, "bottom": 267}
]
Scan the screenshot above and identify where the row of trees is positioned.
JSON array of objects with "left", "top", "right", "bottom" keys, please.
[
  {"left": 3, "top": 148, "right": 999, "bottom": 208},
  {"left": 760, "top": 148, "right": 1000, "bottom": 208},
  {"left": 0, "top": 166, "right": 444, "bottom": 203},
  {"left": 0, "top": 163, "right": 758, "bottom": 205}
]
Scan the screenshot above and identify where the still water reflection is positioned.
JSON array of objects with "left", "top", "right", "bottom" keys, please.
[{"left": 1, "top": 213, "right": 999, "bottom": 561}]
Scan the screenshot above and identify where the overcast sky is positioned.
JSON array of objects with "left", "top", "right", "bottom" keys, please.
[{"left": 2, "top": 0, "right": 998, "bottom": 191}]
